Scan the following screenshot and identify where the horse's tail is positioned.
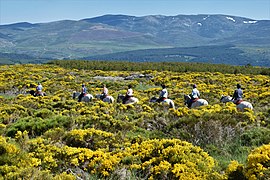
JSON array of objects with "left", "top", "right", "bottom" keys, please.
[
  {"left": 246, "top": 102, "right": 253, "bottom": 110},
  {"left": 72, "top": 91, "right": 76, "bottom": 99},
  {"left": 169, "top": 100, "right": 175, "bottom": 109},
  {"left": 110, "top": 97, "right": 114, "bottom": 103}
]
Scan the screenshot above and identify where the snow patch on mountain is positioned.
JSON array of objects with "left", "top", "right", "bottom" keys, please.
[
  {"left": 203, "top": 15, "right": 210, "bottom": 20},
  {"left": 226, "top": 17, "right": 236, "bottom": 22},
  {"left": 243, "top": 20, "right": 257, "bottom": 24}
]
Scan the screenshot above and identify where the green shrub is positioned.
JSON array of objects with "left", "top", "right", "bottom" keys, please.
[{"left": 241, "top": 127, "right": 270, "bottom": 146}]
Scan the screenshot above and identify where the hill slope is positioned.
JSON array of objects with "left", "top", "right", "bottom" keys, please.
[{"left": 0, "top": 14, "right": 270, "bottom": 66}]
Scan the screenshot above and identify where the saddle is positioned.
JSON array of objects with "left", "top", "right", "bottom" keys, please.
[
  {"left": 235, "top": 100, "right": 243, "bottom": 105},
  {"left": 191, "top": 98, "right": 199, "bottom": 103},
  {"left": 160, "top": 97, "right": 166, "bottom": 102},
  {"left": 36, "top": 91, "right": 43, "bottom": 95},
  {"left": 127, "top": 95, "right": 133, "bottom": 100}
]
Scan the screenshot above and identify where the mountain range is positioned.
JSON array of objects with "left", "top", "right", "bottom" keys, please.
[{"left": 0, "top": 14, "right": 270, "bottom": 66}]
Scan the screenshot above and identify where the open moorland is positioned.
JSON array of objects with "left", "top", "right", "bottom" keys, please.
[{"left": 0, "top": 61, "right": 269, "bottom": 179}]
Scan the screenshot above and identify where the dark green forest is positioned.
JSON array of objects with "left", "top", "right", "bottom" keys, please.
[
  {"left": 82, "top": 45, "right": 270, "bottom": 67},
  {"left": 49, "top": 60, "right": 270, "bottom": 75}
]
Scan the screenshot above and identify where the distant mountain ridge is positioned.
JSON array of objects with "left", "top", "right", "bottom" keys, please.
[{"left": 0, "top": 14, "right": 270, "bottom": 66}]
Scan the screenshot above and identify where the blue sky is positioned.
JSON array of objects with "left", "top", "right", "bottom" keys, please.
[{"left": 1, "top": 0, "right": 270, "bottom": 25}]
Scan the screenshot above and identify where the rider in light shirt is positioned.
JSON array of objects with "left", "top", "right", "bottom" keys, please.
[
  {"left": 78, "top": 84, "right": 87, "bottom": 102},
  {"left": 157, "top": 84, "right": 168, "bottom": 102},
  {"left": 191, "top": 84, "right": 200, "bottom": 99},
  {"left": 123, "top": 85, "right": 133, "bottom": 104},
  {"left": 188, "top": 84, "right": 200, "bottom": 108},
  {"left": 101, "top": 84, "right": 108, "bottom": 100},
  {"left": 36, "top": 83, "right": 43, "bottom": 95}
]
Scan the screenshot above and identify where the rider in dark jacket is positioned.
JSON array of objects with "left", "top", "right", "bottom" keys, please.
[
  {"left": 188, "top": 84, "right": 200, "bottom": 108},
  {"left": 78, "top": 84, "right": 87, "bottom": 102},
  {"left": 232, "top": 84, "right": 243, "bottom": 104}
]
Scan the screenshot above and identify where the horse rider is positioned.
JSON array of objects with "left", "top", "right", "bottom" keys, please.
[
  {"left": 232, "top": 84, "right": 243, "bottom": 105},
  {"left": 36, "top": 82, "right": 43, "bottom": 95},
  {"left": 123, "top": 85, "right": 133, "bottom": 104},
  {"left": 101, "top": 84, "right": 108, "bottom": 100},
  {"left": 78, "top": 83, "right": 87, "bottom": 102},
  {"left": 188, "top": 84, "right": 200, "bottom": 108},
  {"left": 157, "top": 84, "right": 168, "bottom": 102}
]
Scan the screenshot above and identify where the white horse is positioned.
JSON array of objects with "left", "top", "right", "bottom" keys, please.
[
  {"left": 72, "top": 91, "right": 93, "bottom": 102},
  {"left": 117, "top": 94, "right": 139, "bottom": 104},
  {"left": 220, "top": 95, "right": 253, "bottom": 111},
  {"left": 95, "top": 94, "right": 115, "bottom": 103},
  {"left": 29, "top": 90, "right": 46, "bottom": 97},
  {"left": 149, "top": 97, "right": 175, "bottom": 109},
  {"left": 184, "top": 94, "right": 208, "bottom": 108}
]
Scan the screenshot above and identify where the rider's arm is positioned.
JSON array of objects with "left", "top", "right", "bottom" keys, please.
[
  {"left": 160, "top": 90, "right": 164, "bottom": 97},
  {"left": 127, "top": 89, "right": 133, "bottom": 96},
  {"left": 232, "top": 90, "right": 237, "bottom": 100}
]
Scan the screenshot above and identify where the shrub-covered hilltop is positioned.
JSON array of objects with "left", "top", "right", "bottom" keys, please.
[{"left": 0, "top": 61, "right": 270, "bottom": 179}]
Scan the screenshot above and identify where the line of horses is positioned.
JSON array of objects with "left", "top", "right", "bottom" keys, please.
[{"left": 72, "top": 91, "right": 253, "bottom": 111}]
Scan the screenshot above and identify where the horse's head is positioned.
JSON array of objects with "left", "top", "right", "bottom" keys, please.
[
  {"left": 220, "top": 95, "right": 225, "bottom": 102},
  {"left": 117, "top": 94, "right": 124, "bottom": 103},
  {"left": 72, "top": 91, "right": 79, "bottom": 99},
  {"left": 149, "top": 97, "right": 157, "bottom": 102},
  {"left": 220, "top": 95, "right": 232, "bottom": 103},
  {"left": 184, "top": 94, "right": 190, "bottom": 105},
  {"left": 29, "top": 90, "right": 36, "bottom": 96},
  {"left": 95, "top": 94, "right": 102, "bottom": 99}
]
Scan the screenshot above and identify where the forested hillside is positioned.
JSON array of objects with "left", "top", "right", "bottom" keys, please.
[
  {"left": 0, "top": 62, "right": 269, "bottom": 179},
  {"left": 1, "top": 14, "right": 270, "bottom": 66}
]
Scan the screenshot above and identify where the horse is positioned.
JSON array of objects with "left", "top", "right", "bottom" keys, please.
[
  {"left": 95, "top": 94, "right": 115, "bottom": 103},
  {"left": 149, "top": 97, "right": 175, "bottom": 109},
  {"left": 72, "top": 91, "right": 93, "bottom": 102},
  {"left": 117, "top": 94, "right": 139, "bottom": 104},
  {"left": 29, "top": 90, "right": 46, "bottom": 97},
  {"left": 220, "top": 95, "right": 253, "bottom": 111},
  {"left": 184, "top": 94, "right": 208, "bottom": 108}
]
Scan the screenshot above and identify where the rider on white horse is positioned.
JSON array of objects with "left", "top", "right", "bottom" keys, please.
[
  {"left": 157, "top": 84, "right": 168, "bottom": 102},
  {"left": 36, "top": 82, "right": 43, "bottom": 96},
  {"left": 232, "top": 84, "right": 243, "bottom": 105},
  {"left": 78, "top": 84, "right": 87, "bottom": 102},
  {"left": 123, "top": 85, "right": 133, "bottom": 104},
  {"left": 188, "top": 84, "right": 200, "bottom": 108},
  {"left": 101, "top": 84, "right": 108, "bottom": 100}
]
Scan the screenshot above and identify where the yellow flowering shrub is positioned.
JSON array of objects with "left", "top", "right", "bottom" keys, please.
[
  {"left": 0, "top": 64, "right": 269, "bottom": 178},
  {"left": 0, "top": 135, "right": 46, "bottom": 179},
  {"left": 27, "top": 138, "right": 122, "bottom": 177},
  {"left": 123, "top": 139, "right": 218, "bottom": 179},
  {"left": 226, "top": 160, "right": 245, "bottom": 179},
  {"left": 244, "top": 144, "right": 270, "bottom": 179},
  {"left": 64, "top": 128, "right": 114, "bottom": 150}
]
